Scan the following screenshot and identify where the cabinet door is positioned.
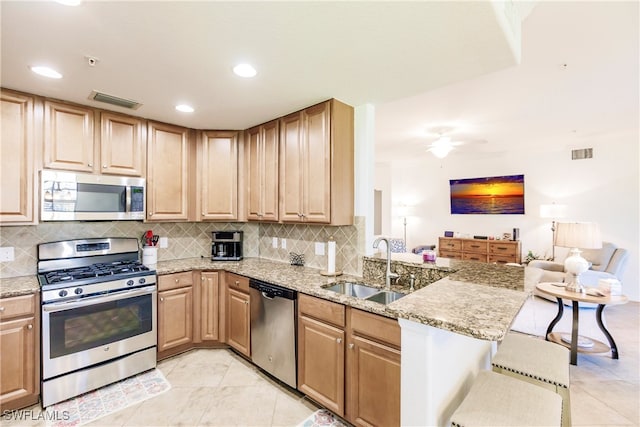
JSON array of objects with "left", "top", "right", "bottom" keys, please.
[
  {"left": 200, "top": 131, "right": 238, "bottom": 220},
  {"left": 298, "top": 315, "right": 345, "bottom": 416},
  {"left": 279, "top": 112, "right": 304, "bottom": 221},
  {"left": 247, "top": 121, "right": 279, "bottom": 222},
  {"left": 158, "top": 286, "right": 193, "bottom": 352},
  {"left": 0, "top": 90, "right": 34, "bottom": 223},
  {"left": 0, "top": 317, "right": 37, "bottom": 410},
  {"left": 44, "top": 100, "right": 95, "bottom": 172},
  {"left": 147, "top": 122, "right": 190, "bottom": 220},
  {"left": 226, "top": 288, "right": 250, "bottom": 357},
  {"left": 347, "top": 334, "right": 401, "bottom": 427},
  {"left": 302, "top": 102, "right": 331, "bottom": 223},
  {"left": 200, "top": 272, "right": 220, "bottom": 342},
  {"left": 100, "top": 112, "right": 145, "bottom": 176}
]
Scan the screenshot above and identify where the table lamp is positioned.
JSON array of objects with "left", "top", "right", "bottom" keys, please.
[
  {"left": 554, "top": 222, "right": 602, "bottom": 293},
  {"left": 539, "top": 203, "right": 567, "bottom": 260}
]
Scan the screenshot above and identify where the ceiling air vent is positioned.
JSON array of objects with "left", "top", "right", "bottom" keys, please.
[
  {"left": 571, "top": 148, "right": 593, "bottom": 160},
  {"left": 88, "top": 90, "right": 142, "bottom": 110}
]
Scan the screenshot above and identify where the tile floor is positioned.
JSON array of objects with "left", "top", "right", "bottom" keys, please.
[{"left": 3, "top": 302, "right": 638, "bottom": 426}]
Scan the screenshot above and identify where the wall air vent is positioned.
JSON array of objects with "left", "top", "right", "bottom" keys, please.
[
  {"left": 88, "top": 90, "right": 142, "bottom": 110},
  {"left": 571, "top": 148, "right": 593, "bottom": 160}
]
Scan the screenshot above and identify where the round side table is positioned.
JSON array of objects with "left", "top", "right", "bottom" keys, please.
[{"left": 535, "top": 282, "right": 628, "bottom": 365}]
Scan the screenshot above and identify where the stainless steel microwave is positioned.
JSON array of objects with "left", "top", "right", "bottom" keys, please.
[{"left": 41, "top": 171, "right": 145, "bottom": 221}]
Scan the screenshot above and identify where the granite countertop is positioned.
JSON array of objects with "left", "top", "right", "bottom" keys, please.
[
  {"left": 156, "top": 256, "right": 531, "bottom": 341},
  {"left": 0, "top": 256, "right": 533, "bottom": 342}
]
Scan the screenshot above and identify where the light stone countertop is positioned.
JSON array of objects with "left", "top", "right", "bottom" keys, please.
[{"left": 0, "top": 256, "right": 534, "bottom": 342}]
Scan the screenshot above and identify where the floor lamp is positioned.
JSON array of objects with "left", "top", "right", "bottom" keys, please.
[{"left": 539, "top": 203, "right": 567, "bottom": 260}]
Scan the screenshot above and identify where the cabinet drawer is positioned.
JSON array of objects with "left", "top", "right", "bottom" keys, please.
[
  {"left": 438, "top": 250, "right": 462, "bottom": 260},
  {"left": 489, "top": 242, "right": 517, "bottom": 256},
  {"left": 350, "top": 309, "right": 400, "bottom": 349},
  {"left": 226, "top": 273, "right": 250, "bottom": 294},
  {"left": 489, "top": 254, "right": 518, "bottom": 264},
  {"left": 462, "top": 240, "right": 488, "bottom": 253},
  {"left": 299, "top": 293, "right": 345, "bottom": 328},
  {"left": 158, "top": 272, "right": 193, "bottom": 291},
  {"left": 439, "top": 238, "right": 461, "bottom": 251},
  {"left": 462, "top": 253, "right": 488, "bottom": 262},
  {"left": 0, "top": 294, "right": 36, "bottom": 321}
]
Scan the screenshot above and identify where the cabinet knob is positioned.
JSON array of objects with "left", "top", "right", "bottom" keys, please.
[
  {"left": 202, "top": 212, "right": 205, "bottom": 216},
  {"left": 349, "top": 343, "right": 354, "bottom": 349},
  {"left": 88, "top": 163, "right": 93, "bottom": 167},
  {"left": 160, "top": 297, "right": 164, "bottom": 302},
  {"left": 0, "top": 307, "right": 4, "bottom": 312},
  {"left": 235, "top": 281, "right": 239, "bottom": 286},
  {"left": 245, "top": 301, "right": 249, "bottom": 305},
  {"left": 336, "top": 338, "right": 342, "bottom": 344},
  {"left": 202, "top": 277, "right": 205, "bottom": 281},
  {"left": 103, "top": 165, "right": 107, "bottom": 168},
  {"left": 175, "top": 279, "right": 179, "bottom": 283},
  {"left": 27, "top": 324, "right": 33, "bottom": 330}
]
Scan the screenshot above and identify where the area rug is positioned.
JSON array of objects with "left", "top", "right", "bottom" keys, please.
[
  {"left": 511, "top": 295, "right": 608, "bottom": 343},
  {"left": 45, "top": 368, "right": 171, "bottom": 427},
  {"left": 296, "top": 409, "right": 348, "bottom": 427}
]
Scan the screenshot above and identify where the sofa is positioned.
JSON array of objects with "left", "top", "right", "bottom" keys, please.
[{"left": 529, "top": 242, "right": 629, "bottom": 305}]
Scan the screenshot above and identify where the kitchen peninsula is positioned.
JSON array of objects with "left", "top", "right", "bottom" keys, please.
[{"left": 0, "top": 256, "right": 531, "bottom": 425}]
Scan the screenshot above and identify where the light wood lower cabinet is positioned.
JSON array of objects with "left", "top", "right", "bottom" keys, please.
[
  {"left": 157, "top": 272, "right": 194, "bottom": 357},
  {"left": 197, "top": 272, "right": 220, "bottom": 342},
  {"left": 225, "top": 273, "right": 251, "bottom": 357},
  {"left": 297, "top": 294, "right": 400, "bottom": 425},
  {"left": 347, "top": 309, "right": 401, "bottom": 427},
  {"left": 298, "top": 298, "right": 346, "bottom": 416},
  {"left": 0, "top": 293, "right": 40, "bottom": 411}
]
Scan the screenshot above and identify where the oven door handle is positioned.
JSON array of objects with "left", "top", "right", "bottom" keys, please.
[{"left": 42, "top": 286, "right": 156, "bottom": 312}]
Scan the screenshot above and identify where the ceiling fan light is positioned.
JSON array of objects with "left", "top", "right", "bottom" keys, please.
[{"left": 429, "top": 145, "right": 453, "bottom": 158}]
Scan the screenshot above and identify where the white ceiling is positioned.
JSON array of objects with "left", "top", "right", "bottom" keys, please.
[{"left": 1, "top": 1, "right": 637, "bottom": 160}]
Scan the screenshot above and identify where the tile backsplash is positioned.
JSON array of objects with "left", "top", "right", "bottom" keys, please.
[{"left": 0, "top": 216, "right": 365, "bottom": 278}]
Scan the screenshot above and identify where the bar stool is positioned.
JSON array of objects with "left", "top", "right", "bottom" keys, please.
[
  {"left": 491, "top": 333, "right": 571, "bottom": 427},
  {"left": 451, "top": 370, "right": 562, "bottom": 426}
]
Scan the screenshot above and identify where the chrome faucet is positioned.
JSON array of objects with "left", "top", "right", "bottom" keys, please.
[{"left": 373, "top": 237, "right": 399, "bottom": 289}]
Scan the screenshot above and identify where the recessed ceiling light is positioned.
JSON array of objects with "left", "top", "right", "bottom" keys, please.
[
  {"left": 233, "top": 63, "right": 257, "bottom": 78},
  {"left": 175, "top": 104, "right": 194, "bottom": 113},
  {"left": 30, "top": 66, "right": 62, "bottom": 79}
]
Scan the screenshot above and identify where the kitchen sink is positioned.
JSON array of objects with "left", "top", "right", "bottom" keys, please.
[
  {"left": 323, "top": 282, "right": 381, "bottom": 299},
  {"left": 364, "top": 290, "right": 406, "bottom": 305},
  {"left": 323, "top": 282, "right": 406, "bottom": 305}
]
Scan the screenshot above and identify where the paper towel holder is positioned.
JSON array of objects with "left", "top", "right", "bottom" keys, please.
[{"left": 320, "top": 236, "right": 343, "bottom": 276}]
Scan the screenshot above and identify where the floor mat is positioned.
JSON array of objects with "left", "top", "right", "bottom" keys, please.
[
  {"left": 45, "top": 368, "right": 171, "bottom": 427},
  {"left": 296, "top": 409, "right": 348, "bottom": 427}
]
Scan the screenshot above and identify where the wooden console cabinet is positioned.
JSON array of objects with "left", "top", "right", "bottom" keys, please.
[{"left": 439, "top": 237, "right": 521, "bottom": 264}]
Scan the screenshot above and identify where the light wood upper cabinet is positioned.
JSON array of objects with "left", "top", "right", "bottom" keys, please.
[
  {"left": 199, "top": 131, "right": 239, "bottom": 221},
  {"left": 100, "top": 112, "right": 145, "bottom": 176},
  {"left": 43, "top": 100, "right": 95, "bottom": 172},
  {"left": 246, "top": 120, "right": 279, "bottom": 221},
  {"left": 0, "top": 90, "right": 36, "bottom": 224},
  {"left": 147, "top": 121, "right": 190, "bottom": 221},
  {"left": 279, "top": 99, "right": 354, "bottom": 225}
]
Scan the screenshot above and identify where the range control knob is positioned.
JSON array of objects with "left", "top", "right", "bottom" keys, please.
[
  {"left": 127, "top": 280, "right": 135, "bottom": 286},
  {"left": 58, "top": 290, "right": 68, "bottom": 298},
  {"left": 74, "top": 288, "right": 83, "bottom": 295},
  {"left": 139, "top": 278, "right": 146, "bottom": 284}
]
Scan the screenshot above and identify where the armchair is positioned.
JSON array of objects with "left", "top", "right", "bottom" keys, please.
[{"left": 530, "top": 242, "right": 629, "bottom": 304}]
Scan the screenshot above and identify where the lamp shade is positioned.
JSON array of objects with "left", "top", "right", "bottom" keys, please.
[
  {"left": 554, "top": 222, "right": 602, "bottom": 249},
  {"left": 539, "top": 203, "right": 567, "bottom": 219}
]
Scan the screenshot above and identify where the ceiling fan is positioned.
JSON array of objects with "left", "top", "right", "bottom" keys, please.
[{"left": 424, "top": 129, "right": 487, "bottom": 158}]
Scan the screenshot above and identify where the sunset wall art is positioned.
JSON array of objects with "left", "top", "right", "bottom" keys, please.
[{"left": 449, "top": 174, "right": 525, "bottom": 214}]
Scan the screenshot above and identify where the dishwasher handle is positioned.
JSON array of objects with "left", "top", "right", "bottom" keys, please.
[{"left": 249, "top": 279, "right": 297, "bottom": 300}]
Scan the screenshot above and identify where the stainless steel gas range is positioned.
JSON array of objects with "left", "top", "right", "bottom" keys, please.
[{"left": 37, "top": 237, "right": 157, "bottom": 407}]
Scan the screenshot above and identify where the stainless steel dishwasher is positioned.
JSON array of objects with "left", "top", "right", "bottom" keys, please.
[{"left": 249, "top": 278, "right": 297, "bottom": 388}]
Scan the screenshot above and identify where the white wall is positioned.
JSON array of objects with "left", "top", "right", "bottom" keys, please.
[{"left": 376, "top": 135, "right": 639, "bottom": 301}]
